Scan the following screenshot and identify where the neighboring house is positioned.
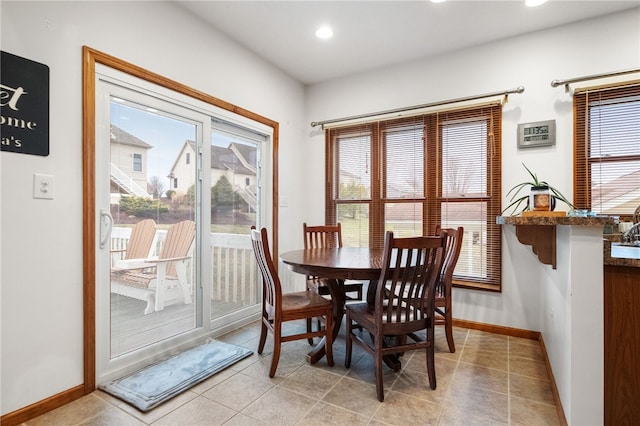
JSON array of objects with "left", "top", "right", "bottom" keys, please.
[
  {"left": 168, "top": 141, "right": 257, "bottom": 210},
  {"left": 592, "top": 169, "right": 640, "bottom": 215},
  {"left": 110, "top": 124, "right": 153, "bottom": 200}
]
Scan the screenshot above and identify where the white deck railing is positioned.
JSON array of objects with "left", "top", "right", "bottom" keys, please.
[
  {"left": 111, "top": 227, "right": 479, "bottom": 305},
  {"left": 111, "top": 228, "right": 258, "bottom": 305}
]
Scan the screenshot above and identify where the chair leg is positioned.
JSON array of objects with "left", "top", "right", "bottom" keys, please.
[
  {"left": 269, "top": 326, "right": 282, "bottom": 378},
  {"left": 444, "top": 312, "right": 455, "bottom": 353},
  {"left": 257, "top": 320, "right": 268, "bottom": 355},
  {"left": 426, "top": 328, "right": 437, "bottom": 390},
  {"left": 375, "top": 346, "right": 385, "bottom": 402}
]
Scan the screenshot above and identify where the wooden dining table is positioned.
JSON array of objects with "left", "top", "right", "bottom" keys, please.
[{"left": 280, "top": 247, "right": 384, "bottom": 364}]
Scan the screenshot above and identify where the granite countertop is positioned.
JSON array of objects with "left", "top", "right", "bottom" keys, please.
[
  {"left": 497, "top": 215, "right": 639, "bottom": 268},
  {"left": 496, "top": 215, "right": 615, "bottom": 227}
]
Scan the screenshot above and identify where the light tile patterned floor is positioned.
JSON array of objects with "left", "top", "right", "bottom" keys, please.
[{"left": 23, "top": 322, "right": 561, "bottom": 425}]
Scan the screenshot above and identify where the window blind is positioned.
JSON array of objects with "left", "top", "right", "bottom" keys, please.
[
  {"left": 574, "top": 82, "right": 640, "bottom": 219},
  {"left": 326, "top": 103, "right": 502, "bottom": 291}
]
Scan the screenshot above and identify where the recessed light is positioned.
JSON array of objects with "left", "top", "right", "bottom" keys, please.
[
  {"left": 525, "top": 0, "right": 547, "bottom": 6},
  {"left": 430, "top": 0, "right": 446, "bottom": 3},
  {"left": 315, "top": 26, "right": 333, "bottom": 39}
]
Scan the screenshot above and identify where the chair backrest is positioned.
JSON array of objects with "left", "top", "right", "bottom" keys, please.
[
  {"left": 159, "top": 220, "right": 195, "bottom": 276},
  {"left": 125, "top": 219, "right": 156, "bottom": 260},
  {"left": 250, "top": 226, "right": 282, "bottom": 319},
  {"left": 375, "top": 231, "right": 445, "bottom": 328},
  {"left": 434, "top": 225, "right": 464, "bottom": 298},
  {"left": 303, "top": 223, "right": 342, "bottom": 249}
]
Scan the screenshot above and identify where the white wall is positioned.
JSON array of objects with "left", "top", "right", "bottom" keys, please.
[
  {"left": 306, "top": 10, "right": 640, "bottom": 333},
  {"left": 305, "top": 11, "right": 639, "bottom": 423},
  {"left": 2, "top": 0, "right": 639, "bottom": 419},
  {"left": 0, "top": 1, "right": 307, "bottom": 415}
]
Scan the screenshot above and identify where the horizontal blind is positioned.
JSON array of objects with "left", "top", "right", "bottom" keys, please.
[
  {"left": 574, "top": 82, "right": 640, "bottom": 217},
  {"left": 328, "top": 124, "right": 375, "bottom": 248},
  {"left": 327, "top": 103, "right": 502, "bottom": 291},
  {"left": 433, "top": 105, "right": 502, "bottom": 289}
]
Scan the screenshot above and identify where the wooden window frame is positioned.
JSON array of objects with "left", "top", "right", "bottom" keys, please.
[
  {"left": 325, "top": 104, "right": 502, "bottom": 292},
  {"left": 574, "top": 81, "right": 640, "bottom": 220}
]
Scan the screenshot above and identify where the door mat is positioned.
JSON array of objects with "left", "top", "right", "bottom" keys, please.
[{"left": 99, "top": 340, "right": 253, "bottom": 412}]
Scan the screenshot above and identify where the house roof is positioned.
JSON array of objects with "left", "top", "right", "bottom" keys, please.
[
  {"left": 229, "top": 143, "right": 257, "bottom": 169},
  {"left": 592, "top": 169, "right": 640, "bottom": 213},
  {"left": 212, "top": 143, "right": 255, "bottom": 175},
  {"left": 170, "top": 141, "right": 256, "bottom": 176},
  {"left": 110, "top": 125, "right": 153, "bottom": 149}
]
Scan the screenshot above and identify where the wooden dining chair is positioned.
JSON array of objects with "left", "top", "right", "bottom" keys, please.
[
  {"left": 303, "top": 222, "right": 364, "bottom": 342},
  {"left": 303, "top": 222, "right": 364, "bottom": 298},
  {"left": 345, "top": 231, "right": 445, "bottom": 401},
  {"left": 434, "top": 225, "right": 464, "bottom": 353},
  {"left": 250, "top": 226, "right": 334, "bottom": 377}
]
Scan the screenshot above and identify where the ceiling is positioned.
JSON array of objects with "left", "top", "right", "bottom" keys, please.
[{"left": 175, "top": 1, "right": 639, "bottom": 85}]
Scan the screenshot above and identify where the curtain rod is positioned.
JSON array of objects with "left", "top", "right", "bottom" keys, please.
[
  {"left": 310, "top": 86, "right": 525, "bottom": 129},
  {"left": 551, "top": 68, "right": 640, "bottom": 91}
]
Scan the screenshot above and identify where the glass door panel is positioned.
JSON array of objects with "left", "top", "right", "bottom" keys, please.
[
  {"left": 209, "top": 124, "right": 261, "bottom": 322},
  {"left": 109, "top": 99, "right": 199, "bottom": 358}
]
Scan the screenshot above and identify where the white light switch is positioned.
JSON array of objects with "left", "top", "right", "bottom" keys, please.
[{"left": 34, "top": 173, "right": 55, "bottom": 199}]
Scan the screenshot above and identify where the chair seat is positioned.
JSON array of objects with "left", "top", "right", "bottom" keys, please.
[
  {"left": 281, "top": 291, "right": 334, "bottom": 319},
  {"left": 111, "top": 270, "right": 166, "bottom": 289},
  {"left": 347, "top": 301, "right": 428, "bottom": 335}
]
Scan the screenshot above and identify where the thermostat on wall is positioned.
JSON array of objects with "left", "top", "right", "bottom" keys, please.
[{"left": 517, "top": 120, "right": 555, "bottom": 149}]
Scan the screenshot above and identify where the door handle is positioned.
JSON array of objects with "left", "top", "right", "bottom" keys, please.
[{"left": 99, "top": 208, "right": 113, "bottom": 249}]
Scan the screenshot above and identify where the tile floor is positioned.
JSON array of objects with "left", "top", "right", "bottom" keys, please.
[{"left": 23, "top": 321, "right": 561, "bottom": 425}]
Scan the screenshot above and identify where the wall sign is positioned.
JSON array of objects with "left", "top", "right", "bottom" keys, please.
[
  {"left": 517, "top": 119, "right": 555, "bottom": 149},
  {"left": 1, "top": 51, "right": 50, "bottom": 156}
]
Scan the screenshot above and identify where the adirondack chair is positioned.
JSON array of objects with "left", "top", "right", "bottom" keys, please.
[
  {"left": 111, "top": 220, "right": 195, "bottom": 314},
  {"left": 110, "top": 219, "right": 157, "bottom": 271}
]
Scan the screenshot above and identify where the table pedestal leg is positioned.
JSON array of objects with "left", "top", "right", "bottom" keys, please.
[{"left": 306, "top": 278, "right": 344, "bottom": 364}]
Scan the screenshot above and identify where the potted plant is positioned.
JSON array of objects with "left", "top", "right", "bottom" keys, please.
[{"left": 502, "top": 163, "right": 575, "bottom": 216}]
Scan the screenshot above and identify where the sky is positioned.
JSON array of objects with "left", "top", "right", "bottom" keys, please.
[{"left": 110, "top": 100, "right": 232, "bottom": 186}]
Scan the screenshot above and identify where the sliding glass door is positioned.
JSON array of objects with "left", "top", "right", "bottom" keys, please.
[{"left": 94, "top": 65, "right": 269, "bottom": 383}]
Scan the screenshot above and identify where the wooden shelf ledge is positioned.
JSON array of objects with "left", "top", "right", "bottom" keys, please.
[
  {"left": 516, "top": 225, "right": 557, "bottom": 268},
  {"left": 496, "top": 215, "right": 614, "bottom": 269}
]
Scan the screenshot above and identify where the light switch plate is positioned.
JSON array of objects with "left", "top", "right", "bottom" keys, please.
[{"left": 34, "top": 173, "right": 55, "bottom": 199}]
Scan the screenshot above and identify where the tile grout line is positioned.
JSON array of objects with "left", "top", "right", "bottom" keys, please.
[{"left": 436, "top": 328, "right": 468, "bottom": 425}]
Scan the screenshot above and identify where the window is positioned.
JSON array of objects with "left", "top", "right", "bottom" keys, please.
[
  {"left": 326, "top": 103, "right": 502, "bottom": 291},
  {"left": 574, "top": 82, "right": 640, "bottom": 219},
  {"left": 186, "top": 152, "right": 190, "bottom": 164},
  {"left": 133, "top": 153, "right": 142, "bottom": 172}
]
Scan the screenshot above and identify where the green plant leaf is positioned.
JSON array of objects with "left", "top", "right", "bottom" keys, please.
[
  {"left": 502, "top": 163, "right": 575, "bottom": 215},
  {"left": 501, "top": 195, "right": 529, "bottom": 215}
]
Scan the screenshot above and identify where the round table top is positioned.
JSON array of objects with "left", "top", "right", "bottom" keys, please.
[{"left": 280, "top": 247, "right": 384, "bottom": 281}]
